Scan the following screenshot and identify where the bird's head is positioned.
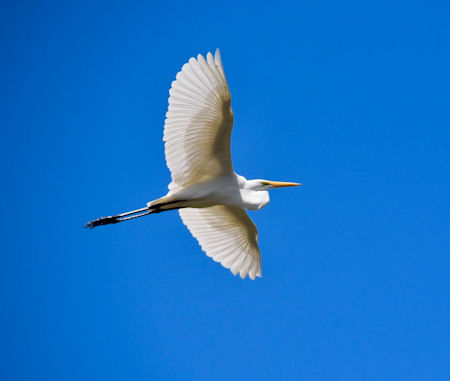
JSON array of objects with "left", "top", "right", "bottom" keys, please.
[{"left": 246, "top": 179, "right": 302, "bottom": 191}]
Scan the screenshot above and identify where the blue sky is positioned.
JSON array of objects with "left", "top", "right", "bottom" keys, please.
[{"left": 2, "top": 1, "right": 449, "bottom": 380}]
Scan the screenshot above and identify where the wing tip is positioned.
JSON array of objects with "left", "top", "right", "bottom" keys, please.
[
  {"left": 214, "top": 48, "right": 225, "bottom": 74},
  {"left": 236, "top": 268, "right": 262, "bottom": 280}
]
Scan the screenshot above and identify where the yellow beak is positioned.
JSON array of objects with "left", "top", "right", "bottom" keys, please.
[{"left": 265, "top": 181, "right": 302, "bottom": 188}]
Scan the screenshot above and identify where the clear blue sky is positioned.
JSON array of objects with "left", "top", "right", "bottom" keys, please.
[{"left": 2, "top": 1, "right": 449, "bottom": 380}]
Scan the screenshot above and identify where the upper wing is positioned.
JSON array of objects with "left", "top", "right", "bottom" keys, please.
[
  {"left": 179, "top": 205, "right": 262, "bottom": 280},
  {"left": 164, "top": 49, "right": 234, "bottom": 191}
]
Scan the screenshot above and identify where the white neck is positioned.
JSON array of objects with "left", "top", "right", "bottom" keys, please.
[{"left": 239, "top": 177, "right": 270, "bottom": 210}]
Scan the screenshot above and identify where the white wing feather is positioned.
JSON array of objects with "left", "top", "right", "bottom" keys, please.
[
  {"left": 179, "top": 206, "right": 262, "bottom": 280},
  {"left": 164, "top": 49, "right": 234, "bottom": 190}
]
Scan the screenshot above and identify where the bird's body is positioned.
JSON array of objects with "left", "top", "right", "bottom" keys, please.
[
  {"left": 153, "top": 174, "right": 269, "bottom": 211},
  {"left": 86, "top": 49, "right": 300, "bottom": 279}
]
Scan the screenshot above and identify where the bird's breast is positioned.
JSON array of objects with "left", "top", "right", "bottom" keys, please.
[{"left": 240, "top": 189, "right": 270, "bottom": 210}]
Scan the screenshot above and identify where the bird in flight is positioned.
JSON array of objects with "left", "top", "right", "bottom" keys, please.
[{"left": 86, "top": 49, "right": 301, "bottom": 279}]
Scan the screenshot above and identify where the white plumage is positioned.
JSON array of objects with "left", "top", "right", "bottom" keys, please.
[
  {"left": 86, "top": 49, "right": 301, "bottom": 280},
  {"left": 164, "top": 50, "right": 233, "bottom": 191},
  {"left": 179, "top": 205, "right": 261, "bottom": 280}
]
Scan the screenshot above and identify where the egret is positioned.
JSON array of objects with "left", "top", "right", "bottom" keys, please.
[{"left": 86, "top": 49, "right": 301, "bottom": 279}]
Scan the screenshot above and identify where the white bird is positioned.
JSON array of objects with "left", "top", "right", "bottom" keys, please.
[{"left": 86, "top": 49, "right": 301, "bottom": 279}]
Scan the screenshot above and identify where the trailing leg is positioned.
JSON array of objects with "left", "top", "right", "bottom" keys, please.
[{"left": 85, "top": 196, "right": 188, "bottom": 229}]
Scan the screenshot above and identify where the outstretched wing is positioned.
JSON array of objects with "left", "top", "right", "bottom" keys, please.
[
  {"left": 179, "top": 205, "right": 262, "bottom": 280},
  {"left": 164, "top": 49, "right": 234, "bottom": 191}
]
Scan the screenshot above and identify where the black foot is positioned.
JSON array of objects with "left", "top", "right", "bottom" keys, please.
[{"left": 85, "top": 216, "right": 120, "bottom": 229}]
